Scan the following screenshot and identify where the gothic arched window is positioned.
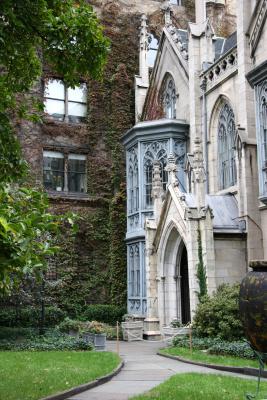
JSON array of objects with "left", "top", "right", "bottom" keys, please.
[
  {"left": 143, "top": 142, "right": 168, "bottom": 208},
  {"left": 129, "top": 244, "right": 140, "bottom": 298},
  {"left": 147, "top": 33, "right": 158, "bottom": 68},
  {"left": 129, "top": 247, "right": 134, "bottom": 297},
  {"left": 144, "top": 159, "right": 153, "bottom": 208},
  {"left": 258, "top": 81, "right": 267, "bottom": 198},
  {"left": 128, "top": 149, "right": 139, "bottom": 213},
  {"left": 163, "top": 77, "right": 176, "bottom": 119},
  {"left": 134, "top": 245, "right": 140, "bottom": 297},
  {"left": 218, "top": 103, "right": 237, "bottom": 190}
]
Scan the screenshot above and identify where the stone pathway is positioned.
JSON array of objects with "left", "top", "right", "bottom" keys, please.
[{"left": 68, "top": 340, "right": 255, "bottom": 400}]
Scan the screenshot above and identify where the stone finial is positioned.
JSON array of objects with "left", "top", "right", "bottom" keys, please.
[
  {"left": 151, "top": 160, "right": 163, "bottom": 199},
  {"left": 161, "top": 2, "right": 173, "bottom": 26},
  {"left": 140, "top": 14, "right": 149, "bottom": 50},
  {"left": 165, "top": 153, "right": 178, "bottom": 185},
  {"left": 139, "top": 14, "right": 149, "bottom": 85}
]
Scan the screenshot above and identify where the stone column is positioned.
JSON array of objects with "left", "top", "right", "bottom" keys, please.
[{"left": 143, "top": 161, "right": 164, "bottom": 340}]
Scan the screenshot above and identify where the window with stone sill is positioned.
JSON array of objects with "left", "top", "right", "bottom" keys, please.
[
  {"left": 44, "top": 79, "right": 87, "bottom": 123},
  {"left": 43, "top": 151, "right": 87, "bottom": 193}
]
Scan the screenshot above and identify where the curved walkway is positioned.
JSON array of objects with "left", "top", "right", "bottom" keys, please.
[{"left": 68, "top": 340, "right": 254, "bottom": 400}]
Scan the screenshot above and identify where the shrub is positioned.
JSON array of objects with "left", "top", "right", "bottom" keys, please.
[
  {"left": 208, "top": 341, "right": 255, "bottom": 359},
  {"left": 0, "top": 331, "right": 92, "bottom": 351},
  {"left": 172, "top": 335, "right": 221, "bottom": 350},
  {"left": 193, "top": 284, "right": 244, "bottom": 341},
  {"left": 82, "top": 305, "right": 127, "bottom": 325},
  {"left": 0, "top": 306, "right": 66, "bottom": 328},
  {"left": 172, "top": 335, "right": 255, "bottom": 360},
  {"left": 0, "top": 327, "right": 36, "bottom": 340},
  {"left": 57, "top": 318, "right": 82, "bottom": 333}
]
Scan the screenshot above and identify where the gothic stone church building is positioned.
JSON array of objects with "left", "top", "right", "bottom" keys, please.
[{"left": 123, "top": 0, "right": 267, "bottom": 339}]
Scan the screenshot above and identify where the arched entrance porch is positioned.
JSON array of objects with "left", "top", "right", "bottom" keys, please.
[{"left": 159, "top": 227, "right": 191, "bottom": 326}]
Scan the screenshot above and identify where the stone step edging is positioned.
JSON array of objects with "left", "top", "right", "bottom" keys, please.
[
  {"left": 158, "top": 352, "right": 267, "bottom": 378},
  {"left": 40, "top": 360, "right": 124, "bottom": 400}
]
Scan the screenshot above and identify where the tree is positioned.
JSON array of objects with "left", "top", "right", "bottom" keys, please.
[{"left": 0, "top": 0, "right": 109, "bottom": 292}]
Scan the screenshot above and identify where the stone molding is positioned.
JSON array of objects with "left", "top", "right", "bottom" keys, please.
[{"left": 248, "top": 0, "right": 267, "bottom": 57}]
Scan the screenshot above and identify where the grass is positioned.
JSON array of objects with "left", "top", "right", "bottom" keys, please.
[
  {"left": 160, "top": 347, "right": 259, "bottom": 368},
  {"left": 130, "top": 373, "right": 267, "bottom": 400},
  {"left": 0, "top": 351, "right": 120, "bottom": 400}
]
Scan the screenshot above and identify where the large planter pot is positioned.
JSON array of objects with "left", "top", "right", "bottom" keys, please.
[
  {"left": 82, "top": 332, "right": 95, "bottom": 345},
  {"left": 121, "top": 321, "right": 143, "bottom": 341},
  {"left": 94, "top": 333, "right": 106, "bottom": 351},
  {"left": 239, "top": 260, "right": 267, "bottom": 353}
]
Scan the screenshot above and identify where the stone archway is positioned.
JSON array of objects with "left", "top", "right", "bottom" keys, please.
[
  {"left": 160, "top": 226, "right": 190, "bottom": 326},
  {"left": 176, "top": 244, "right": 191, "bottom": 324}
]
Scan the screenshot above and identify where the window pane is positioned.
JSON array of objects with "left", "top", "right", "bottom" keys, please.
[
  {"left": 68, "top": 158, "right": 86, "bottom": 173},
  {"left": 43, "top": 153, "right": 64, "bottom": 191},
  {"left": 68, "top": 102, "right": 87, "bottom": 116},
  {"left": 45, "top": 79, "right": 65, "bottom": 100},
  {"left": 68, "top": 157, "right": 86, "bottom": 192},
  {"left": 44, "top": 99, "right": 65, "bottom": 121},
  {"left": 147, "top": 49, "right": 157, "bottom": 68},
  {"left": 68, "top": 172, "right": 86, "bottom": 192},
  {"left": 68, "top": 84, "right": 87, "bottom": 103}
]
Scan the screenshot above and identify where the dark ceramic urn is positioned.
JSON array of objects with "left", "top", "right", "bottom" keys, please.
[{"left": 239, "top": 260, "right": 267, "bottom": 353}]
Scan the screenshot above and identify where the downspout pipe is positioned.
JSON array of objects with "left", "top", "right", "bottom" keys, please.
[{"left": 200, "top": 76, "right": 209, "bottom": 193}]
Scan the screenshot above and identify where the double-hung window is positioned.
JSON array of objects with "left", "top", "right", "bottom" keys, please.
[
  {"left": 44, "top": 79, "right": 87, "bottom": 123},
  {"left": 43, "top": 151, "right": 87, "bottom": 193}
]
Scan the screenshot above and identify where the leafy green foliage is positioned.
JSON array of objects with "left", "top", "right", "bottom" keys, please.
[
  {"left": 0, "top": 0, "right": 109, "bottom": 181},
  {"left": 82, "top": 304, "right": 126, "bottom": 326},
  {"left": 57, "top": 317, "right": 82, "bottom": 333},
  {"left": 0, "top": 185, "right": 66, "bottom": 292},
  {"left": 0, "top": 306, "right": 66, "bottom": 328},
  {"left": 0, "top": 327, "right": 37, "bottom": 341},
  {"left": 196, "top": 228, "right": 207, "bottom": 302},
  {"left": 172, "top": 335, "right": 255, "bottom": 359},
  {"left": 193, "top": 284, "right": 244, "bottom": 340},
  {"left": 0, "top": 0, "right": 108, "bottom": 291},
  {"left": 208, "top": 341, "right": 254, "bottom": 359}
]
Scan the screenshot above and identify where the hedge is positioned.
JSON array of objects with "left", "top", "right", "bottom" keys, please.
[{"left": 81, "top": 305, "right": 127, "bottom": 325}]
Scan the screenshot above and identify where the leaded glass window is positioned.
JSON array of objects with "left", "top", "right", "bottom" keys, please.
[
  {"left": 259, "top": 81, "right": 267, "bottom": 197},
  {"left": 218, "top": 103, "right": 237, "bottom": 190},
  {"left": 128, "top": 244, "right": 140, "bottom": 297},
  {"left": 128, "top": 149, "right": 139, "bottom": 213},
  {"left": 163, "top": 77, "right": 176, "bottom": 119},
  {"left": 143, "top": 142, "right": 168, "bottom": 208}
]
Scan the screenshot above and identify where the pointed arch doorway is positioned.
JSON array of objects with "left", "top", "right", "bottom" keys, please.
[
  {"left": 161, "top": 227, "right": 191, "bottom": 326},
  {"left": 176, "top": 244, "right": 191, "bottom": 325}
]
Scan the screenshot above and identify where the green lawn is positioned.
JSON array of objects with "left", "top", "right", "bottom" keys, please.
[
  {"left": 160, "top": 347, "right": 259, "bottom": 368},
  {"left": 130, "top": 373, "right": 267, "bottom": 400},
  {"left": 0, "top": 351, "right": 120, "bottom": 400}
]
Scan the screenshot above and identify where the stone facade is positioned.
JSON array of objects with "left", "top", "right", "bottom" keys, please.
[{"left": 123, "top": 0, "right": 267, "bottom": 337}]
